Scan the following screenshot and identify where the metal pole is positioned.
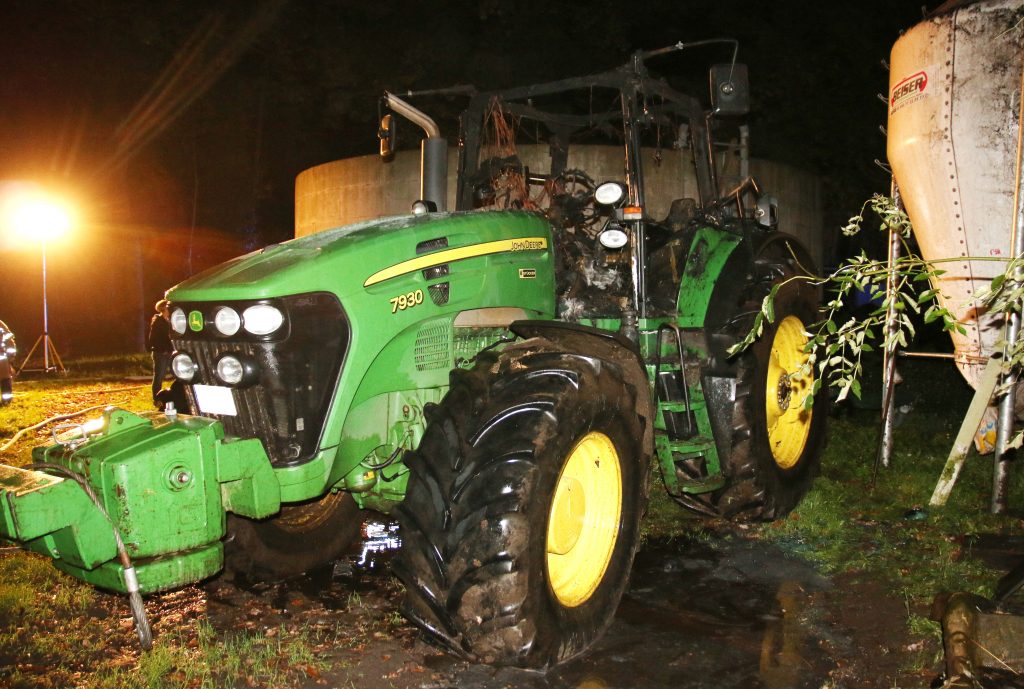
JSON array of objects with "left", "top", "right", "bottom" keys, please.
[
  {"left": 877, "top": 184, "right": 903, "bottom": 470},
  {"left": 41, "top": 240, "right": 50, "bottom": 372},
  {"left": 620, "top": 83, "right": 646, "bottom": 323},
  {"left": 991, "top": 59, "right": 1024, "bottom": 514}
]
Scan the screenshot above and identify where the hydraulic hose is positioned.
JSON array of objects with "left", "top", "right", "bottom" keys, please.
[
  {"left": 0, "top": 404, "right": 110, "bottom": 453},
  {"left": 29, "top": 461, "right": 153, "bottom": 650}
]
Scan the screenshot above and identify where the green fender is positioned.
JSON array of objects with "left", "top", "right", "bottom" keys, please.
[{"left": 675, "top": 228, "right": 744, "bottom": 329}]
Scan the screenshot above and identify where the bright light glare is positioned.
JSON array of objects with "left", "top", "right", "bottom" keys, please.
[{"left": 8, "top": 196, "right": 74, "bottom": 242}]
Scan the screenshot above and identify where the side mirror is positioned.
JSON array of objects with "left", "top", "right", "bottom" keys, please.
[
  {"left": 709, "top": 63, "right": 749, "bottom": 116},
  {"left": 379, "top": 113, "right": 396, "bottom": 159}
]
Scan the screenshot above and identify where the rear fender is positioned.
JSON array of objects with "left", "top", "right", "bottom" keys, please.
[{"left": 509, "top": 320, "right": 655, "bottom": 457}]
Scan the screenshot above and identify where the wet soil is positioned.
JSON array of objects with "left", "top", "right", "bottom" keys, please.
[
  {"left": 186, "top": 525, "right": 928, "bottom": 689},
  {"left": 5, "top": 519, "right": 1022, "bottom": 688}
]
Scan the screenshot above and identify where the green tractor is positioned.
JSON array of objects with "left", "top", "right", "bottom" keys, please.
[{"left": 0, "top": 42, "right": 825, "bottom": 669}]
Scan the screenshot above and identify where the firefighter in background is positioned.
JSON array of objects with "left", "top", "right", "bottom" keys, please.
[{"left": 147, "top": 299, "right": 172, "bottom": 406}]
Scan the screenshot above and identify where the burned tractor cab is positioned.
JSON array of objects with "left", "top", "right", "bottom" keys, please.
[{"left": 443, "top": 41, "right": 773, "bottom": 324}]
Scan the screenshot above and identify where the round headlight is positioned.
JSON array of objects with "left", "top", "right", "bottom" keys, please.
[
  {"left": 216, "top": 355, "right": 244, "bottom": 385},
  {"left": 170, "top": 308, "right": 187, "bottom": 334},
  {"left": 171, "top": 353, "right": 197, "bottom": 382},
  {"left": 214, "top": 307, "right": 241, "bottom": 336},
  {"left": 598, "top": 227, "right": 629, "bottom": 249},
  {"left": 594, "top": 181, "right": 625, "bottom": 206},
  {"left": 242, "top": 304, "right": 284, "bottom": 336}
]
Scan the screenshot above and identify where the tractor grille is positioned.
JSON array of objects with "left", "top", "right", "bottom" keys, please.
[
  {"left": 414, "top": 321, "right": 451, "bottom": 371},
  {"left": 172, "top": 293, "right": 347, "bottom": 466}
]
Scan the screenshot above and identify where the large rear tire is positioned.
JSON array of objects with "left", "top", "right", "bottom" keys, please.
[
  {"left": 224, "top": 491, "right": 361, "bottom": 581},
  {"left": 713, "top": 278, "right": 827, "bottom": 520},
  {"left": 393, "top": 341, "right": 648, "bottom": 668}
]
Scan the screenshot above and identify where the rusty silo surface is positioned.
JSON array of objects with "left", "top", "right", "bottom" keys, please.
[{"left": 887, "top": 0, "right": 1024, "bottom": 389}]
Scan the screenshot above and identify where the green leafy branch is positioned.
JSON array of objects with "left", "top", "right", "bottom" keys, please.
[
  {"left": 728, "top": 194, "right": 965, "bottom": 407},
  {"left": 975, "top": 255, "right": 1024, "bottom": 381}
]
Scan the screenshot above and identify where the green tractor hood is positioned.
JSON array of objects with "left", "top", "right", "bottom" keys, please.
[{"left": 168, "top": 211, "right": 553, "bottom": 303}]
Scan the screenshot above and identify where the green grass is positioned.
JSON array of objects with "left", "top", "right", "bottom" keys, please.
[
  {"left": 0, "top": 555, "right": 327, "bottom": 689},
  {"left": 761, "top": 357, "right": 1024, "bottom": 604},
  {"left": 90, "top": 622, "right": 327, "bottom": 689},
  {"left": 0, "top": 356, "right": 152, "bottom": 466},
  {"left": 16, "top": 353, "right": 151, "bottom": 379},
  {"left": 643, "top": 355, "right": 1024, "bottom": 675},
  {"left": 752, "top": 355, "right": 1024, "bottom": 678}
]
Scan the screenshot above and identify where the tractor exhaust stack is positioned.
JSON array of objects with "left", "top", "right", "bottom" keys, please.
[{"left": 383, "top": 91, "right": 447, "bottom": 212}]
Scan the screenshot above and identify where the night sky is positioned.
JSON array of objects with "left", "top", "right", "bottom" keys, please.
[{"left": 0, "top": 0, "right": 928, "bottom": 356}]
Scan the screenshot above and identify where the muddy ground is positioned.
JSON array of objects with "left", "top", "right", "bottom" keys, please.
[
  {"left": 196, "top": 525, "right": 1024, "bottom": 689},
  {"left": 21, "top": 523, "right": 984, "bottom": 689},
  {"left": 5, "top": 513, "right": 1024, "bottom": 688},
  {"left": 3, "top": 376, "right": 1023, "bottom": 688}
]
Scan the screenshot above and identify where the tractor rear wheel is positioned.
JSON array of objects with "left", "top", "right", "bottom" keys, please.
[
  {"left": 393, "top": 341, "right": 648, "bottom": 668},
  {"left": 224, "top": 491, "right": 361, "bottom": 581},
  {"left": 712, "top": 280, "right": 826, "bottom": 519}
]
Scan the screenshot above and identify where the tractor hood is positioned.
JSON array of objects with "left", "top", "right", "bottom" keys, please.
[{"left": 168, "top": 211, "right": 552, "bottom": 303}]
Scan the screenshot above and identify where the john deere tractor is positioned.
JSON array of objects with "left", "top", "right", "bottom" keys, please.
[{"left": 0, "top": 42, "right": 825, "bottom": 668}]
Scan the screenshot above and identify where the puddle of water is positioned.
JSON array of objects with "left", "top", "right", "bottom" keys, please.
[
  {"left": 534, "top": 536, "right": 837, "bottom": 689},
  {"left": 388, "top": 534, "right": 843, "bottom": 689}
]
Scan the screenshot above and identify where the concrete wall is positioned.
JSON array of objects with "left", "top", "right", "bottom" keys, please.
[{"left": 295, "top": 146, "right": 824, "bottom": 267}]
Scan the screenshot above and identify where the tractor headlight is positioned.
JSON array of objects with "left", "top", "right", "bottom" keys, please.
[
  {"left": 214, "top": 307, "right": 241, "bottom": 336},
  {"left": 242, "top": 304, "right": 284, "bottom": 336},
  {"left": 216, "top": 355, "right": 244, "bottom": 384},
  {"left": 598, "top": 226, "right": 629, "bottom": 249},
  {"left": 170, "top": 308, "right": 187, "bottom": 334},
  {"left": 594, "top": 181, "right": 625, "bottom": 206},
  {"left": 171, "top": 353, "right": 197, "bottom": 381},
  {"left": 215, "top": 354, "right": 259, "bottom": 386}
]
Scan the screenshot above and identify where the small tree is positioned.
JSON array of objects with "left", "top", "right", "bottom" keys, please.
[{"left": 728, "top": 193, "right": 968, "bottom": 407}]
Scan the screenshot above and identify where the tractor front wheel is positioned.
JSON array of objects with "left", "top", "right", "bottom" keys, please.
[
  {"left": 393, "top": 341, "right": 648, "bottom": 668},
  {"left": 224, "top": 491, "right": 361, "bottom": 581}
]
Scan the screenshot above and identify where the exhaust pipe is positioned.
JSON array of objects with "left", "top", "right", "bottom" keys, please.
[{"left": 384, "top": 92, "right": 447, "bottom": 212}]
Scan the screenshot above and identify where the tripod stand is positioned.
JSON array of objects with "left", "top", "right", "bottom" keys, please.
[{"left": 15, "top": 240, "right": 66, "bottom": 375}]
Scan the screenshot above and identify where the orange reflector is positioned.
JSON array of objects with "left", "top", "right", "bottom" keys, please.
[{"left": 623, "top": 206, "right": 642, "bottom": 220}]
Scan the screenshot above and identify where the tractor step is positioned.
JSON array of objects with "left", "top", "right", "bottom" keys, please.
[
  {"left": 649, "top": 323, "right": 724, "bottom": 497},
  {"left": 658, "top": 399, "right": 706, "bottom": 413},
  {"left": 655, "top": 436, "right": 723, "bottom": 495},
  {"left": 675, "top": 473, "right": 726, "bottom": 492}
]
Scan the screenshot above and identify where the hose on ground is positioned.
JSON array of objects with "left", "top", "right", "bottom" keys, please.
[
  {"left": 0, "top": 404, "right": 110, "bottom": 453},
  {"left": 0, "top": 385, "right": 147, "bottom": 454}
]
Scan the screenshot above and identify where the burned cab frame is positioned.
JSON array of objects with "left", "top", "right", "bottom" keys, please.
[{"left": 438, "top": 41, "right": 755, "bottom": 322}]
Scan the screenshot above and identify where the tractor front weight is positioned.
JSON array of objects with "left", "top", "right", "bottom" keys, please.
[{"left": 0, "top": 408, "right": 280, "bottom": 594}]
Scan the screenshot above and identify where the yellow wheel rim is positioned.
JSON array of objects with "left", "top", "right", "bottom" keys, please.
[
  {"left": 765, "top": 315, "right": 814, "bottom": 469},
  {"left": 545, "top": 431, "right": 622, "bottom": 608}
]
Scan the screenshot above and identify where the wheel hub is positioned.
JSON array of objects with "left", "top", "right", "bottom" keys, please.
[
  {"left": 547, "top": 477, "right": 585, "bottom": 555},
  {"left": 776, "top": 374, "right": 792, "bottom": 411},
  {"left": 765, "top": 315, "right": 814, "bottom": 470},
  {"left": 546, "top": 431, "right": 622, "bottom": 608}
]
